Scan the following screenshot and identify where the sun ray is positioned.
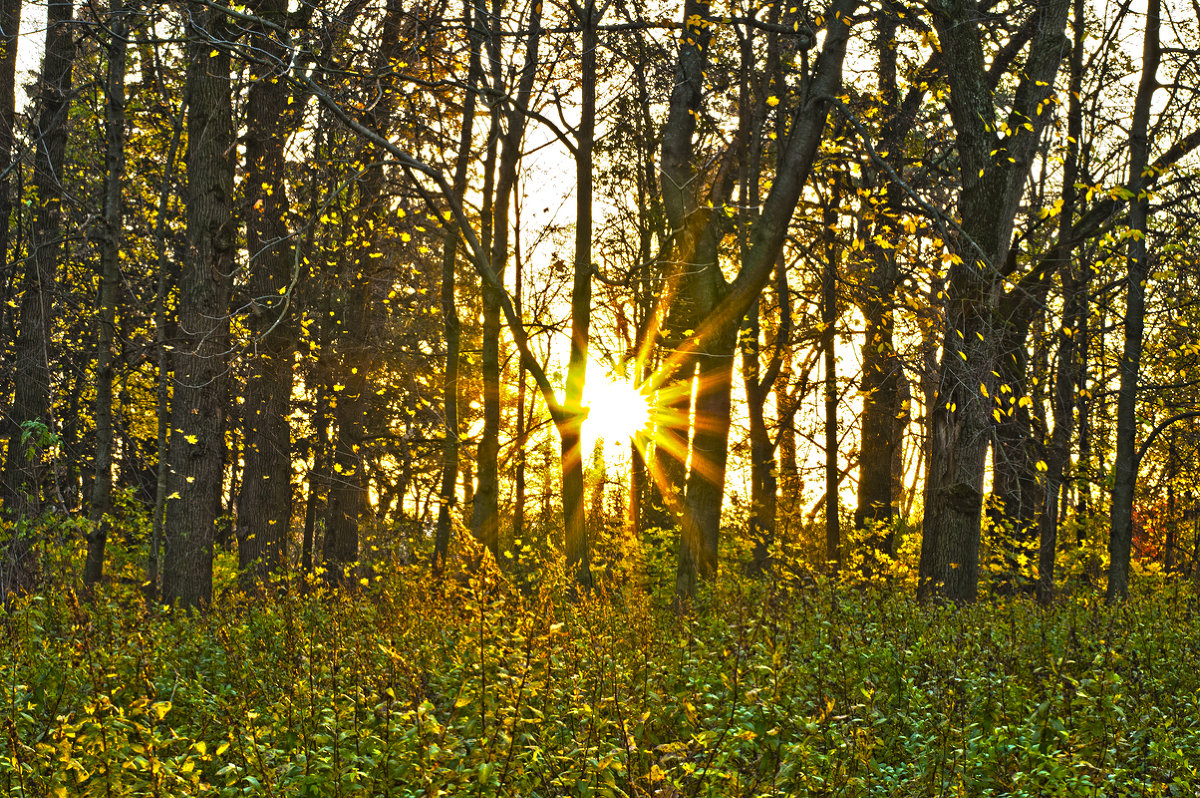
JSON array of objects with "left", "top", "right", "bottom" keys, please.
[{"left": 581, "top": 364, "right": 652, "bottom": 454}]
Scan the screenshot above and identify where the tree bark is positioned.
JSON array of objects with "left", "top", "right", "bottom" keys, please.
[
  {"left": 323, "top": 0, "right": 405, "bottom": 582},
  {"left": 918, "top": 0, "right": 1069, "bottom": 603},
  {"left": 0, "top": 0, "right": 20, "bottom": 343},
  {"left": 162, "top": 4, "right": 235, "bottom": 608},
  {"left": 1107, "top": 0, "right": 1159, "bottom": 603},
  {"left": 86, "top": 0, "right": 130, "bottom": 586},
  {"left": 1037, "top": 0, "right": 1086, "bottom": 603},
  {"left": 149, "top": 95, "right": 186, "bottom": 600},
  {"left": 235, "top": 0, "right": 296, "bottom": 589},
  {"left": 0, "top": 0, "right": 74, "bottom": 598},
  {"left": 855, "top": 10, "right": 917, "bottom": 566},
  {"left": 433, "top": 0, "right": 481, "bottom": 573},
  {"left": 471, "top": 0, "right": 541, "bottom": 558},
  {"left": 562, "top": 0, "right": 597, "bottom": 588},
  {"left": 822, "top": 197, "right": 841, "bottom": 573}
]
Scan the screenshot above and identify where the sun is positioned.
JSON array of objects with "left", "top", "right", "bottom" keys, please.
[{"left": 581, "top": 364, "right": 651, "bottom": 454}]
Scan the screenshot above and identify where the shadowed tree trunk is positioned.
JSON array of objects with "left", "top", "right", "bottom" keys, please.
[
  {"left": 472, "top": 0, "right": 541, "bottom": 558},
  {"left": 1108, "top": 0, "right": 1160, "bottom": 603},
  {"left": 162, "top": 4, "right": 235, "bottom": 608},
  {"left": 744, "top": 258, "right": 788, "bottom": 576},
  {"left": 148, "top": 97, "right": 186, "bottom": 599},
  {"left": 1, "top": 0, "right": 74, "bottom": 598},
  {"left": 0, "top": 0, "right": 20, "bottom": 342},
  {"left": 822, "top": 195, "right": 841, "bottom": 573},
  {"left": 1037, "top": 0, "right": 1086, "bottom": 603},
  {"left": 855, "top": 9, "right": 928, "bottom": 568},
  {"left": 86, "top": 0, "right": 131, "bottom": 586},
  {"left": 235, "top": 0, "right": 299, "bottom": 589},
  {"left": 917, "top": 0, "right": 1069, "bottom": 603},
  {"left": 323, "top": 1, "right": 406, "bottom": 583},
  {"left": 433, "top": 0, "right": 481, "bottom": 573},
  {"left": 561, "top": 0, "right": 598, "bottom": 588}
]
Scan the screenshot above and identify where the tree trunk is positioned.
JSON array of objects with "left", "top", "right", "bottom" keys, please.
[
  {"left": 854, "top": 10, "right": 907, "bottom": 566},
  {"left": 149, "top": 97, "right": 186, "bottom": 600},
  {"left": 162, "top": 4, "right": 235, "bottom": 608},
  {"left": 1037, "top": 0, "right": 1086, "bottom": 603},
  {"left": 235, "top": 0, "right": 296, "bottom": 588},
  {"left": 323, "top": 1, "right": 405, "bottom": 582},
  {"left": 822, "top": 198, "right": 841, "bottom": 573},
  {"left": 562, "top": 0, "right": 597, "bottom": 588},
  {"left": 434, "top": 0, "right": 480, "bottom": 572},
  {"left": 918, "top": 0, "right": 1069, "bottom": 603},
  {"left": 1108, "top": 0, "right": 1160, "bottom": 602},
  {"left": 1, "top": 0, "right": 74, "bottom": 598},
  {"left": 1, "top": 0, "right": 74, "bottom": 512},
  {"left": 991, "top": 285, "right": 1047, "bottom": 591},
  {"left": 86, "top": 0, "right": 130, "bottom": 586},
  {"left": 471, "top": 0, "right": 541, "bottom": 558},
  {"left": 0, "top": 0, "right": 20, "bottom": 343}
]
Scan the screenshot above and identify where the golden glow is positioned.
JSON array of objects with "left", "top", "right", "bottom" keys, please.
[{"left": 581, "top": 365, "right": 651, "bottom": 453}]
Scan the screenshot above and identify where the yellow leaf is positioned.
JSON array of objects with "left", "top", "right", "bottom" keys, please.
[
  {"left": 184, "top": 434, "right": 198, "bottom": 444},
  {"left": 766, "top": 95, "right": 780, "bottom": 107}
]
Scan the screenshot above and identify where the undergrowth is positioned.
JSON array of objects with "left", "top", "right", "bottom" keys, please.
[{"left": 4, "top": 564, "right": 1200, "bottom": 797}]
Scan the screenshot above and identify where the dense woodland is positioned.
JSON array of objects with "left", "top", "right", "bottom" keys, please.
[{"left": 4, "top": 0, "right": 1200, "bottom": 794}]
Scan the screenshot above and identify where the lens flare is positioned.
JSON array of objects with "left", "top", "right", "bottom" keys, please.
[{"left": 581, "top": 367, "right": 650, "bottom": 453}]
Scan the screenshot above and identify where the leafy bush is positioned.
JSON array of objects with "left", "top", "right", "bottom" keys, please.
[{"left": 4, "top": 565, "right": 1200, "bottom": 796}]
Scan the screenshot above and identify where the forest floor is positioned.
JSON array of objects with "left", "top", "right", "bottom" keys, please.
[{"left": 4, "top": 550, "right": 1199, "bottom": 797}]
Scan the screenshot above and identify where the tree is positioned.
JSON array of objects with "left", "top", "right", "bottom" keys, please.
[
  {"left": 234, "top": 0, "right": 309, "bottom": 588},
  {"left": 162, "top": 4, "right": 235, "bottom": 607},
  {"left": 659, "top": 0, "right": 858, "bottom": 600},
  {"left": 1108, "top": 0, "right": 1161, "bottom": 602},
  {"left": 0, "top": 0, "right": 20, "bottom": 340},
  {"left": 86, "top": 0, "right": 132, "bottom": 586},
  {"left": 471, "top": 0, "right": 543, "bottom": 559},
  {"left": 917, "top": 0, "right": 1070, "bottom": 603},
  {"left": 1, "top": 0, "right": 75, "bottom": 596}
]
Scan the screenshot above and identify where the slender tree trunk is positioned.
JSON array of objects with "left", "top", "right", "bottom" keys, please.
[
  {"left": 235, "top": 0, "right": 296, "bottom": 589},
  {"left": 0, "top": 0, "right": 74, "bottom": 598},
  {"left": 0, "top": 0, "right": 20, "bottom": 341},
  {"left": 85, "top": 0, "right": 130, "bottom": 586},
  {"left": 162, "top": 4, "right": 235, "bottom": 608},
  {"left": 855, "top": 11, "right": 906, "bottom": 566},
  {"left": 472, "top": 0, "right": 541, "bottom": 557},
  {"left": 1037, "top": 0, "right": 1086, "bottom": 603},
  {"left": 434, "top": 0, "right": 480, "bottom": 572},
  {"left": 323, "top": 1, "right": 404, "bottom": 582},
  {"left": 1108, "top": 0, "right": 1160, "bottom": 602},
  {"left": 561, "top": 0, "right": 596, "bottom": 587},
  {"left": 822, "top": 199, "right": 841, "bottom": 573},
  {"left": 148, "top": 98, "right": 185, "bottom": 599},
  {"left": 1165, "top": 429, "right": 1177, "bottom": 572}
]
